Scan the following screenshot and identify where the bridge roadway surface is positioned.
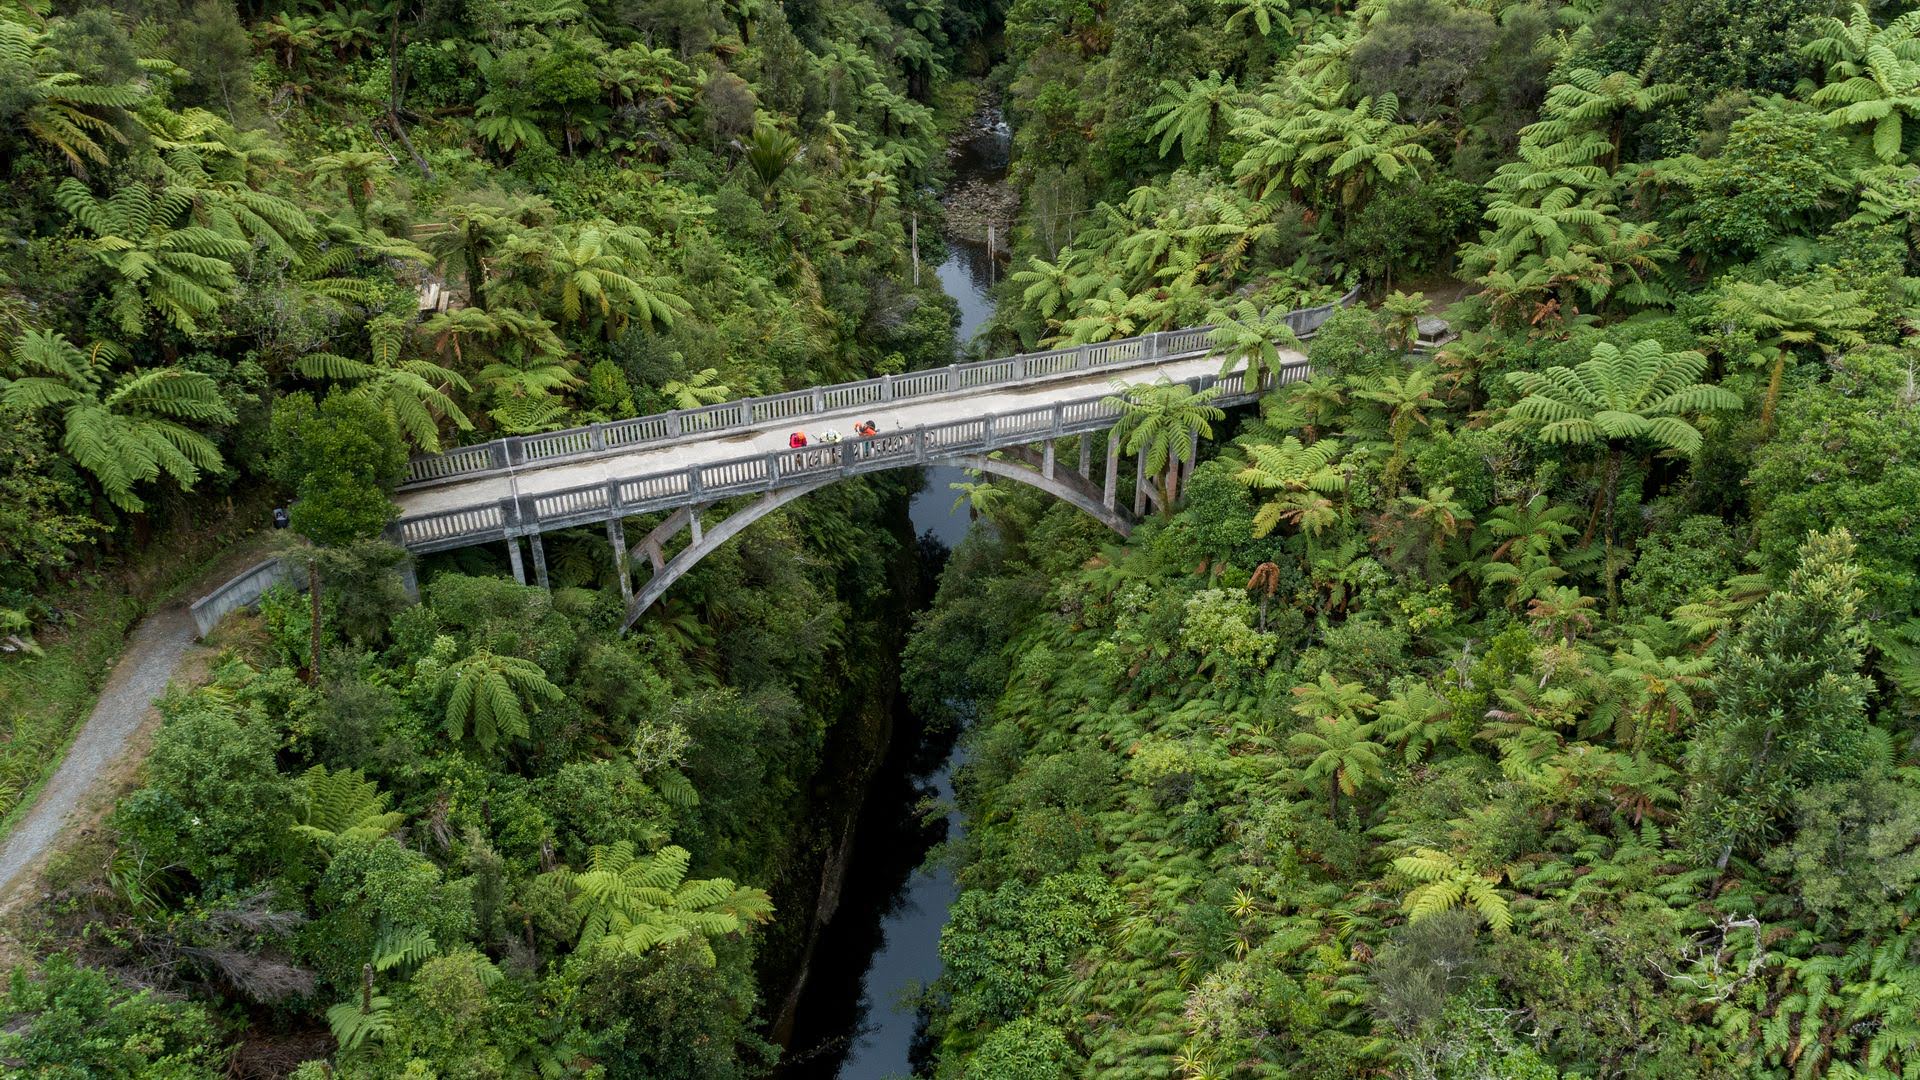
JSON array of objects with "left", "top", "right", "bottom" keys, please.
[{"left": 392, "top": 349, "right": 1234, "bottom": 523}]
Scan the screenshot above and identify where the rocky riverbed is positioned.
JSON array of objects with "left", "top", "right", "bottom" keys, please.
[{"left": 940, "top": 99, "right": 1017, "bottom": 247}]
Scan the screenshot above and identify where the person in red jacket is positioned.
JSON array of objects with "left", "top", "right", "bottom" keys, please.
[{"left": 789, "top": 431, "right": 808, "bottom": 448}]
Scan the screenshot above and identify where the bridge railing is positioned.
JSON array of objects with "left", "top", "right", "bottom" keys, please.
[
  {"left": 399, "top": 287, "right": 1360, "bottom": 489},
  {"left": 393, "top": 355, "right": 1317, "bottom": 553}
]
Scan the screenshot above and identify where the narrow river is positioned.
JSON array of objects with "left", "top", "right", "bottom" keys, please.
[{"left": 779, "top": 105, "right": 1008, "bottom": 1080}]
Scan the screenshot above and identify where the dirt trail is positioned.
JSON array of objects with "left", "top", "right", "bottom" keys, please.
[{"left": 0, "top": 605, "right": 199, "bottom": 903}]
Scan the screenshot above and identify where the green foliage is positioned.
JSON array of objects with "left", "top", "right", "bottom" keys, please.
[
  {"left": 19, "top": 0, "right": 1920, "bottom": 1074},
  {"left": 1392, "top": 847, "right": 1513, "bottom": 933},
  {"left": 112, "top": 671, "right": 299, "bottom": 889},
  {"left": 0, "top": 955, "right": 227, "bottom": 1077},
  {"left": 1147, "top": 71, "right": 1240, "bottom": 163},
  {"left": 307, "top": 836, "right": 475, "bottom": 993},
  {"left": 268, "top": 393, "right": 406, "bottom": 547},
  {"left": 290, "top": 764, "right": 405, "bottom": 853},
  {"left": 567, "top": 943, "right": 779, "bottom": 1080},
  {"left": 1236, "top": 436, "right": 1346, "bottom": 538},
  {"left": 1107, "top": 376, "right": 1227, "bottom": 509},
  {"left": 1500, "top": 340, "right": 1737, "bottom": 455},
  {"left": 939, "top": 872, "right": 1124, "bottom": 1028},
  {"left": 969, "top": 1017, "right": 1081, "bottom": 1078}
]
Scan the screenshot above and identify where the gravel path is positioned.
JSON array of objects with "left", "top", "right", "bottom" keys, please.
[{"left": 0, "top": 605, "right": 197, "bottom": 899}]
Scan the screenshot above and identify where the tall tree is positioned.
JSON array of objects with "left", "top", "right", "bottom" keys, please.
[
  {"left": 1801, "top": 4, "right": 1920, "bottom": 163},
  {"left": 1714, "top": 278, "right": 1874, "bottom": 426},
  {"left": 1352, "top": 367, "right": 1440, "bottom": 493},
  {"left": 440, "top": 648, "right": 563, "bottom": 751},
  {"left": 416, "top": 190, "right": 554, "bottom": 310},
  {"left": 0, "top": 16, "right": 142, "bottom": 174},
  {"left": 54, "top": 178, "right": 248, "bottom": 335},
  {"left": 1207, "top": 299, "right": 1304, "bottom": 391},
  {"left": 1235, "top": 435, "right": 1346, "bottom": 539},
  {"left": 1288, "top": 673, "right": 1384, "bottom": 818},
  {"left": 498, "top": 223, "right": 690, "bottom": 338},
  {"left": 548, "top": 842, "right": 773, "bottom": 962},
  {"left": 1683, "top": 530, "right": 1877, "bottom": 868},
  {"left": 297, "top": 314, "right": 473, "bottom": 452},
  {"left": 267, "top": 392, "right": 407, "bottom": 678}
]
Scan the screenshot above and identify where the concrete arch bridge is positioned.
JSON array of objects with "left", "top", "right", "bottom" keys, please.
[{"left": 387, "top": 291, "right": 1355, "bottom": 630}]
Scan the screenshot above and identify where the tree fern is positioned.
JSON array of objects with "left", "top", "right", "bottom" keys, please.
[
  {"left": 546, "top": 841, "right": 774, "bottom": 963},
  {"left": 0, "top": 330, "right": 234, "bottom": 511},
  {"left": 289, "top": 764, "right": 404, "bottom": 852},
  {"left": 326, "top": 965, "right": 393, "bottom": 1052},
  {"left": 441, "top": 649, "right": 564, "bottom": 751},
  {"left": 55, "top": 177, "right": 249, "bottom": 335},
  {"left": 1391, "top": 847, "right": 1513, "bottom": 933}
]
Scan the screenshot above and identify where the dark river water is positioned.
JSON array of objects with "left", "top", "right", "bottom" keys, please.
[{"left": 778, "top": 106, "right": 1007, "bottom": 1080}]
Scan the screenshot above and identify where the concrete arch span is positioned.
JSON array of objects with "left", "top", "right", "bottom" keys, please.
[{"left": 620, "top": 454, "right": 1134, "bottom": 630}]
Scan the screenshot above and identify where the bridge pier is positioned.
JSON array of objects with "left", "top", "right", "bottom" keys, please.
[
  {"left": 398, "top": 558, "right": 420, "bottom": 602},
  {"left": 1104, "top": 430, "right": 1121, "bottom": 510},
  {"left": 1079, "top": 433, "right": 1091, "bottom": 480},
  {"left": 1042, "top": 440, "right": 1055, "bottom": 481},
  {"left": 607, "top": 518, "right": 632, "bottom": 604},
  {"left": 1133, "top": 450, "right": 1148, "bottom": 517},
  {"left": 506, "top": 536, "right": 527, "bottom": 584},
  {"left": 529, "top": 532, "right": 551, "bottom": 590}
]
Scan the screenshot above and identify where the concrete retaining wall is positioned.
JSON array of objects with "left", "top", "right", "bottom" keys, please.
[{"left": 188, "top": 558, "right": 298, "bottom": 638}]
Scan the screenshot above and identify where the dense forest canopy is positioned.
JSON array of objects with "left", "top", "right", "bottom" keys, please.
[
  {"left": 0, "top": 0, "right": 979, "bottom": 1072},
  {"left": 3, "top": 0, "right": 1920, "bottom": 1075},
  {"left": 902, "top": 0, "right": 1920, "bottom": 1076}
]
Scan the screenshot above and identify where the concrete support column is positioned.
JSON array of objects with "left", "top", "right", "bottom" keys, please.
[
  {"left": 608, "top": 518, "right": 632, "bottom": 604},
  {"left": 506, "top": 536, "right": 526, "bottom": 584},
  {"left": 1079, "top": 433, "right": 1092, "bottom": 480},
  {"left": 690, "top": 507, "right": 704, "bottom": 545},
  {"left": 398, "top": 558, "right": 420, "bottom": 602},
  {"left": 1184, "top": 429, "right": 1201, "bottom": 500},
  {"left": 1103, "top": 429, "right": 1121, "bottom": 511},
  {"left": 1133, "top": 449, "right": 1148, "bottom": 517},
  {"left": 529, "top": 532, "right": 550, "bottom": 591},
  {"left": 1042, "top": 440, "right": 1056, "bottom": 481}
]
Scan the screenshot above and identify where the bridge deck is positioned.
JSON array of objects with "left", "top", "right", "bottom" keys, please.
[{"left": 393, "top": 348, "right": 1242, "bottom": 525}]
